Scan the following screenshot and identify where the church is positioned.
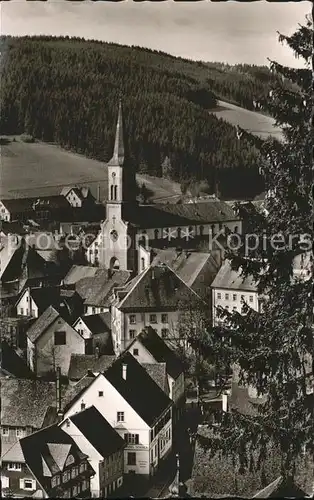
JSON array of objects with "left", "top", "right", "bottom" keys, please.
[{"left": 86, "top": 101, "right": 242, "bottom": 274}]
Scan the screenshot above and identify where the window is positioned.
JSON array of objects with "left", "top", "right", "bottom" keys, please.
[
  {"left": 133, "top": 348, "right": 139, "bottom": 356},
  {"left": 72, "top": 485, "right": 78, "bottom": 496},
  {"left": 92, "top": 307, "right": 96, "bottom": 314},
  {"left": 249, "top": 295, "right": 253, "bottom": 303},
  {"left": 234, "top": 225, "right": 239, "bottom": 233},
  {"left": 129, "top": 315, "right": 136, "bottom": 324},
  {"left": 16, "top": 428, "right": 24, "bottom": 437},
  {"left": 217, "top": 293, "right": 221, "bottom": 299},
  {"left": 161, "top": 314, "right": 168, "bottom": 323},
  {"left": 225, "top": 305, "right": 229, "bottom": 310},
  {"left": 233, "top": 294, "right": 237, "bottom": 301},
  {"left": 82, "top": 480, "right": 88, "bottom": 491},
  {"left": 233, "top": 306, "right": 237, "bottom": 311},
  {"left": 63, "top": 470, "right": 71, "bottom": 483},
  {"left": 129, "top": 330, "right": 136, "bottom": 339},
  {"left": 54, "top": 331, "right": 66, "bottom": 345},
  {"left": 98, "top": 391, "right": 104, "bottom": 397},
  {"left": 149, "top": 314, "right": 157, "bottom": 324},
  {"left": 7, "top": 463, "right": 22, "bottom": 471},
  {"left": 127, "top": 452, "right": 136, "bottom": 466},
  {"left": 1, "top": 476, "right": 9, "bottom": 489},
  {"left": 124, "top": 433, "right": 139, "bottom": 445},
  {"left": 66, "top": 420, "right": 70, "bottom": 427},
  {"left": 117, "top": 412, "right": 124, "bottom": 422},
  {"left": 154, "top": 229, "right": 159, "bottom": 239},
  {"left": 20, "top": 308, "right": 24, "bottom": 315},
  {"left": 79, "top": 463, "right": 87, "bottom": 474},
  {"left": 22, "top": 479, "right": 35, "bottom": 490},
  {"left": 71, "top": 466, "right": 79, "bottom": 479},
  {"left": 81, "top": 402, "right": 86, "bottom": 410},
  {"left": 141, "top": 257, "right": 145, "bottom": 271},
  {"left": 225, "top": 293, "right": 229, "bottom": 300},
  {"left": 2, "top": 426, "right": 9, "bottom": 436},
  {"left": 51, "top": 475, "right": 61, "bottom": 487},
  {"left": 161, "top": 328, "right": 169, "bottom": 339}
]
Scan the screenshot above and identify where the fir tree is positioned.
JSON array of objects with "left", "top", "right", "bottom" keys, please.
[{"left": 195, "top": 16, "right": 313, "bottom": 487}]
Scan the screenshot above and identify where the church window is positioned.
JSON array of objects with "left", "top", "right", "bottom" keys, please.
[
  {"left": 177, "top": 227, "right": 181, "bottom": 238},
  {"left": 114, "top": 185, "right": 118, "bottom": 200},
  {"left": 110, "top": 185, "right": 114, "bottom": 200}
]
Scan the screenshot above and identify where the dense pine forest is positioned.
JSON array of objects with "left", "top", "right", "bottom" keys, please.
[{"left": 0, "top": 35, "right": 281, "bottom": 199}]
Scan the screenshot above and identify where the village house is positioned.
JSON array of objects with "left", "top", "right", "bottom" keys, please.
[
  {"left": 110, "top": 263, "right": 205, "bottom": 355},
  {"left": 62, "top": 352, "right": 173, "bottom": 484},
  {"left": 68, "top": 353, "right": 116, "bottom": 383},
  {"left": 62, "top": 265, "right": 131, "bottom": 315},
  {"left": 18, "top": 424, "right": 95, "bottom": 498},
  {"left": 0, "top": 195, "right": 71, "bottom": 224},
  {"left": 211, "top": 259, "right": 259, "bottom": 325},
  {"left": 26, "top": 305, "right": 86, "bottom": 377},
  {"left": 60, "top": 186, "right": 95, "bottom": 209},
  {"left": 125, "top": 327, "right": 185, "bottom": 425},
  {"left": 0, "top": 315, "right": 34, "bottom": 349},
  {"left": 60, "top": 406, "right": 126, "bottom": 498},
  {"left": 73, "top": 312, "right": 114, "bottom": 355}
]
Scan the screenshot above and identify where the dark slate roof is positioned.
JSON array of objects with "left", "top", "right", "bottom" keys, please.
[
  {"left": 68, "top": 354, "right": 116, "bottom": 381},
  {"left": 124, "top": 200, "right": 239, "bottom": 229},
  {"left": 211, "top": 259, "right": 258, "bottom": 292},
  {"left": 132, "top": 327, "right": 184, "bottom": 380},
  {"left": 20, "top": 424, "right": 92, "bottom": 496},
  {"left": 27, "top": 286, "right": 61, "bottom": 311},
  {"left": 80, "top": 312, "right": 111, "bottom": 334},
  {"left": 1, "top": 378, "right": 57, "bottom": 428},
  {"left": 104, "top": 351, "right": 172, "bottom": 427},
  {"left": 142, "top": 362, "right": 169, "bottom": 394},
  {"left": 0, "top": 340, "right": 35, "bottom": 379},
  {"left": 1, "top": 242, "right": 52, "bottom": 284},
  {"left": 69, "top": 406, "right": 125, "bottom": 458},
  {"left": 1, "top": 195, "right": 70, "bottom": 214},
  {"left": 26, "top": 305, "right": 60, "bottom": 343},
  {"left": 0, "top": 220, "right": 26, "bottom": 235},
  {"left": 117, "top": 264, "right": 203, "bottom": 311}
]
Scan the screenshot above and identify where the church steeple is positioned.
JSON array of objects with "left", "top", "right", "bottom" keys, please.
[{"left": 108, "top": 99, "right": 125, "bottom": 167}]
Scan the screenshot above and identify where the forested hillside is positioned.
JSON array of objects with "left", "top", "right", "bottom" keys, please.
[{"left": 0, "top": 35, "right": 273, "bottom": 199}]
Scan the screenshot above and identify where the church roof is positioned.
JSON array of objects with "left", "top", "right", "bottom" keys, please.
[{"left": 107, "top": 100, "right": 125, "bottom": 167}]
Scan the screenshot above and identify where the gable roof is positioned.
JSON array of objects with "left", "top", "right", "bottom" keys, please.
[
  {"left": 117, "top": 264, "right": 203, "bottom": 311},
  {"left": 79, "top": 312, "right": 111, "bottom": 334},
  {"left": 0, "top": 340, "right": 35, "bottom": 379},
  {"left": 20, "top": 424, "right": 91, "bottom": 495},
  {"left": 63, "top": 266, "right": 131, "bottom": 306},
  {"left": 104, "top": 351, "right": 172, "bottom": 427},
  {"left": 1, "top": 195, "right": 70, "bottom": 215},
  {"left": 142, "top": 362, "right": 169, "bottom": 394},
  {"left": 1, "top": 439, "right": 25, "bottom": 463},
  {"left": 1, "top": 241, "right": 52, "bottom": 284},
  {"left": 68, "top": 354, "right": 116, "bottom": 381},
  {"left": 62, "top": 374, "right": 96, "bottom": 410},
  {"left": 69, "top": 406, "right": 125, "bottom": 458},
  {"left": 26, "top": 305, "right": 60, "bottom": 343},
  {"left": 1, "top": 378, "right": 57, "bottom": 428},
  {"left": 211, "top": 259, "right": 258, "bottom": 292},
  {"left": 131, "top": 326, "right": 184, "bottom": 380},
  {"left": 17, "top": 286, "right": 61, "bottom": 311}
]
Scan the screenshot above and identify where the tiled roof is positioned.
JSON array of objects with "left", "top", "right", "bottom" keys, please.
[
  {"left": 68, "top": 354, "right": 116, "bottom": 381},
  {"left": 1, "top": 242, "right": 53, "bottom": 284},
  {"left": 20, "top": 424, "right": 92, "bottom": 496},
  {"left": 80, "top": 313, "right": 111, "bottom": 334},
  {"left": 26, "top": 305, "right": 60, "bottom": 343},
  {"left": 142, "top": 362, "right": 169, "bottom": 394},
  {"left": 125, "top": 200, "right": 239, "bottom": 228},
  {"left": 117, "top": 264, "right": 203, "bottom": 311},
  {"left": 63, "top": 266, "right": 131, "bottom": 306},
  {"left": 105, "top": 352, "right": 172, "bottom": 427},
  {"left": 1, "top": 378, "right": 57, "bottom": 428},
  {"left": 1, "top": 195, "right": 70, "bottom": 214},
  {"left": 211, "top": 260, "right": 258, "bottom": 292},
  {"left": 62, "top": 374, "right": 96, "bottom": 409},
  {"left": 152, "top": 248, "right": 217, "bottom": 288},
  {"left": 132, "top": 327, "right": 184, "bottom": 380},
  {"left": 69, "top": 406, "right": 125, "bottom": 458}
]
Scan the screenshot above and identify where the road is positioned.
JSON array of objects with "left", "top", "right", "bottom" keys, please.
[{"left": 212, "top": 100, "right": 283, "bottom": 141}]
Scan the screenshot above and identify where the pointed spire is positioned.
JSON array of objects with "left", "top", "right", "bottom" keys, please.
[{"left": 108, "top": 99, "right": 125, "bottom": 166}]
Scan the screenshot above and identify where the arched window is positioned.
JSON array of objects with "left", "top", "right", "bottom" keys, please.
[
  {"left": 234, "top": 225, "right": 239, "bottom": 234},
  {"left": 114, "top": 185, "right": 118, "bottom": 200},
  {"left": 110, "top": 185, "right": 114, "bottom": 201},
  {"left": 154, "top": 229, "right": 159, "bottom": 240},
  {"left": 199, "top": 225, "right": 204, "bottom": 236},
  {"left": 177, "top": 227, "right": 181, "bottom": 238},
  {"left": 141, "top": 257, "right": 145, "bottom": 271},
  {"left": 211, "top": 224, "right": 215, "bottom": 235}
]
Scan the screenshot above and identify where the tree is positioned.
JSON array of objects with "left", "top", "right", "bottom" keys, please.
[{"left": 196, "top": 16, "right": 313, "bottom": 485}]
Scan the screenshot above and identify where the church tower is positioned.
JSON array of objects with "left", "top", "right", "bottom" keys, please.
[{"left": 100, "top": 100, "right": 138, "bottom": 272}]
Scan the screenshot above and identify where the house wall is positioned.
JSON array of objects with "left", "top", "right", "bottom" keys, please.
[
  {"left": 0, "top": 201, "right": 11, "bottom": 222},
  {"left": 1, "top": 460, "right": 42, "bottom": 498},
  {"left": 100, "top": 210, "right": 129, "bottom": 271},
  {"left": 66, "top": 190, "right": 82, "bottom": 208},
  {"left": 34, "top": 317, "right": 85, "bottom": 377},
  {"left": 16, "top": 289, "right": 39, "bottom": 318},
  {"left": 99, "top": 452, "right": 124, "bottom": 497},
  {"left": 212, "top": 288, "right": 259, "bottom": 325},
  {"left": 27, "top": 338, "right": 36, "bottom": 373},
  {"left": 73, "top": 318, "right": 92, "bottom": 340},
  {"left": 63, "top": 374, "right": 170, "bottom": 478},
  {"left": 86, "top": 233, "right": 102, "bottom": 266},
  {"left": 121, "top": 311, "right": 180, "bottom": 353},
  {"left": 111, "top": 306, "right": 124, "bottom": 355},
  {"left": 137, "top": 245, "right": 151, "bottom": 273},
  {"left": 85, "top": 305, "right": 110, "bottom": 316}
]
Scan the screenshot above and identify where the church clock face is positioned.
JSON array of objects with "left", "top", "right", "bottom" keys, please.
[{"left": 110, "top": 229, "right": 119, "bottom": 242}]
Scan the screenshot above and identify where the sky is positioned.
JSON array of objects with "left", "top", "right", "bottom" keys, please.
[{"left": 0, "top": 0, "right": 311, "bottom": 67}]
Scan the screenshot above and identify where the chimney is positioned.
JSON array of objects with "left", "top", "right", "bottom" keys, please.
[
  {"left": 95, "top": 346, "right": 100, "bottom": 359},
  {"left": 122, "top": 363, "right": 127, "bottom": 380},
  {"left": 56, "top": 367, "right": 63, "bottom": 420}
]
